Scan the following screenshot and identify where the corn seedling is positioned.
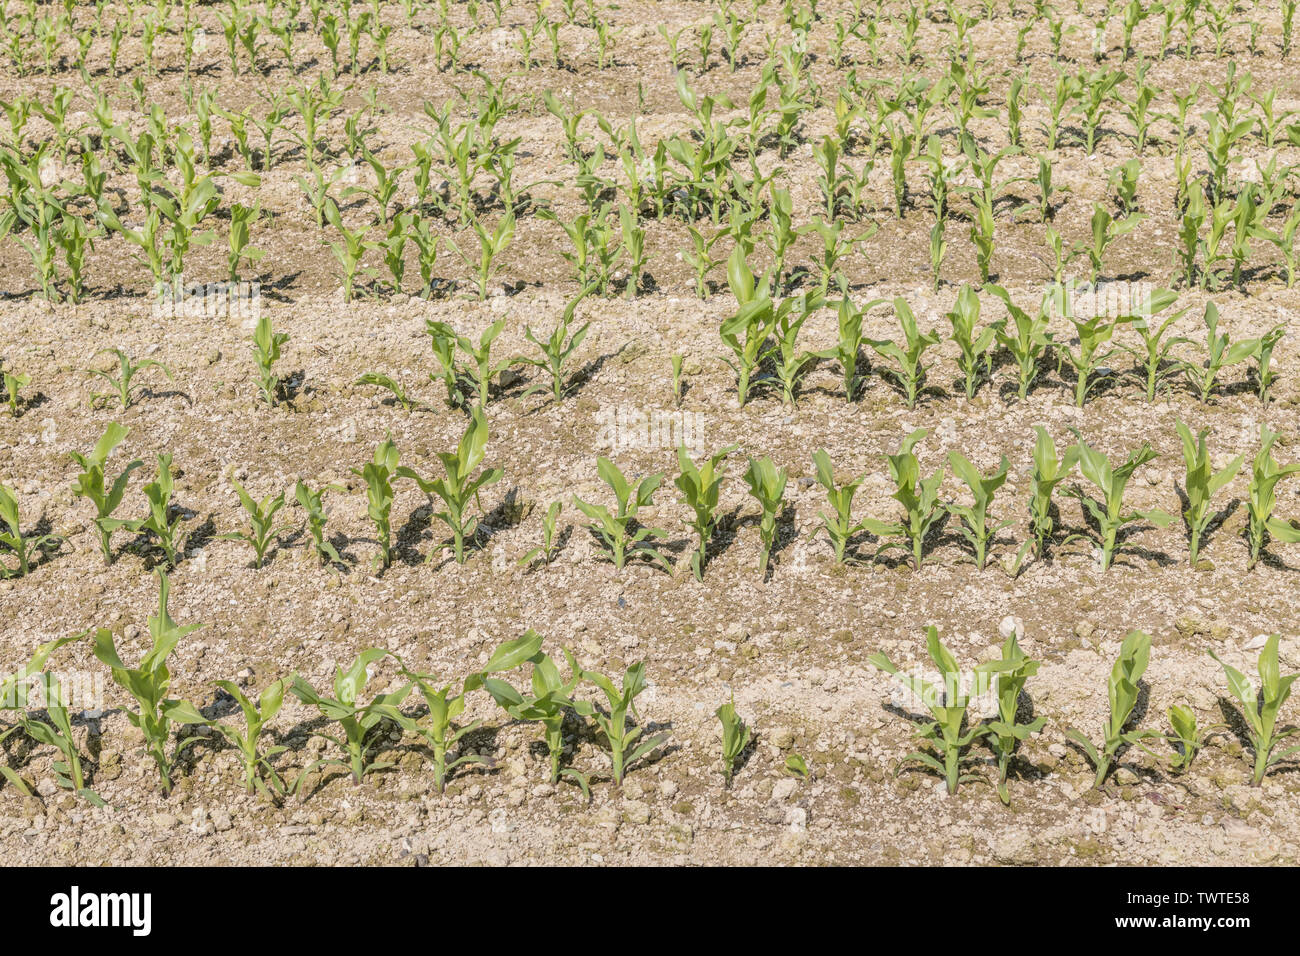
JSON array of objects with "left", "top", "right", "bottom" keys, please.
[
  {"left": 424, "top": 318, "right": 517, "bottom": 408},
  {"left": 869, "top": 627, "right": 990, "bottom": 795},
  {"left": 946, "top": 284, "right": 1002, "bottom": 399},
  {"left": 220, "top": 479, "right": 292, "bottom": 569},
  {"left": 1117, "top": 289, "right": 1186, "bottom": 402},
  {"left": 0, "top": 634, "right": 101, "bottom": 805},
  {"left": 1065, "top": 631, "right": 1155, "bottom": 788},
  {"left": 0, "top": 483, "right": 59, "bottom": 578},
  {"left": 295, "top": 480, "right": 344, "bottom": 566},
  {"left": 825, "top": 283, "right": 885, "bottom": 401},
  {"left": 211, "top": 678, "right": 289, "bottom": 797},
  {"left": 227, "top": 202, "right": 263, "bottom": 282},
  {"left": 976, "top": 633, "right": 1045, "bottom": 804},
  {"left": 1066, "top": 434, "right": 1171, "bottom": 570},
  {"left": 571, "top": 657, "right": 666, "bottom": 787},
  {"left": 1181, "top": 303, "right": 1259, "bottom": 403},
  {"left": 1053, "top": 297, "right": 1137, "bottom": 407},
  {"left": 69, "top": 422, "right": 143, "bottom": 564},
  {"left": 481, "top": 638, "right": 590, "bottom": 796},
  {"left": 1027, "top": 426, "right": 1077, "bottom": 559},
  {"left": 453, "top": 211, "right": 515, "bottom": 300},
  {"left": 251, "top": 315, "right": 289, "bottom": 407},
  {"left": 743, "top": 456, "right": 787, "bottom": 576},
  {"left": 716, "top": 693, "right": 751, "bottom": 787},
  {"left": 86, "top": 348, "right": 172, "bottom": 410},
  {"left": 867, "top": 298, "right": 940, "bottom": 409},
  {"left": 3, "top": 368, "right": 29, "bottom": 417},
  {"left": 399, "top": 632, "right": 543, "bottom": 793},
  {"left": 863, "top": 429, "right": 946, "bottom": 570},
  {"left": 676, "top": 444, "right": 737, "bottom": 580},
  {"left": 396, "top": 407, "right": 502, "bottom": 564},
  {"left": 289, "top": 648, "right": 412, "bottom": 787},
  {"left": 1209, "top": 635, "right": 1299, "bottom": 786},
  {"left": 989, "top": 285, "right": 1053, "bottom": 400},
  {"left": 521, "top": 286, "right": 593, "bottom": 401},
  {"left": 946, "top": 452, "right": 1011, "bottom": 570},
  {"left": 355, "top": 372, "right": 419, "bottom": 413},
  {"left": 1158, "top": 704, "right": 1222, "bottom": 775},
  {"left": 352, "top": 438, "right": 400, "bottom": 571},
  {"left": 573, "top": 457, "right": 670, "bottom": 572},
  {"left": 90, "top": 571, "right": 207, "bottom": 794},
  {"left": 1245, "top": 425, "right": 1300, "bottom": 569},
  {"left": 812, "top": 448, "right": 873, "bottom": 564},
  {"left": 1176, "top": 421, "right": 1243, "bottom": 567},
  {"left": 519, "top": 501, "right": 563, "bottom": 568}
]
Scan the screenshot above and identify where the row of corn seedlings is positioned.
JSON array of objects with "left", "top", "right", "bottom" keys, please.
[
  {"left": 869, "top": 626, "right": 1298, "bottom": 803},
  {"left": 10, "top": 11, "right": 1300, "bottom": 302},
  {"left": 1, "top": 574, "right": 1293, "bottom": 808},
  {"left": 2, "top": 415, "right": 1296, "bottom": 581}
]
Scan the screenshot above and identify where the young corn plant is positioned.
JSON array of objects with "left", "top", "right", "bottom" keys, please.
[
  {"left": 0, "top": 634, "right": 91, "bottom": 801},
  {"left": 125, "top": 454, "right": 188, "bottom": 568},
  {"left": 869, "top": 627, "right": 989, "bottom": 795},
  {"left": 1054, "top": 302, "right": 1136, "bottom": 407},
  {"left": 453, "top": 211, "right": 515, "bottom": 300},
  {"left": 220, "top": 479, "right": 293, "bottom": 569},
  {"left": 251, "top": 315, "right": 289, "bottom": 406},
  {"left": 1209, "top": 636, "right": 1298, "bottom": 786},
  {"left": 867, "top": 298, "right": 940, "bottom": 409},
  {"left": 743, "top": 456, "right": 787, "bottom": 577},
  {"left": 396, "top": 407, "right": 502, "bottom": 564},
  {"left": 1158, "top": 704, "right": 1222, "bottom": 775},
  {"left": 1066, "top": 434, "right": 1171, "bottom": 570},
  {"left": 946, "top": 284, "right": 1002, "bottom": 399},
  {"left": 289, "top": 648, "right": 413, "bottom": 787},
  {"left": 675, "top": 444, "right": 736, "bottom": 580},
  {"left": 989, "top": 285, "right": 1053, "bottom": 400},
  {"left": 1245, "top": 425, "right": 1300, "bottom": 569},
  {"left": 210, "top": 678, "right": 289, "bottom": 797},
  {"left": 716, "top": 693, "right": 751, "bottom": 788},
  {"left": 69, "top": 423, "right": 143, "bottom": 564},
  {"left": 1083, "top": 204, "right": 1145, "bottom": 282},
  {"left": 355, "top": 372, "right": 419, "bottom": 413},
  {"left": 771, "top": 296, "right": 824, "bottom": 405},
  {"left": 571, "top": 657, "right": 667, "bottom": 787},
  {"left": 1027, "top": 426, "right": 1077, "bottom": 559},
  {"left": 519, "top": 501, "right": 563, "bottom": 568},
  {"left": 352, "top": 438, "right": 401, "bottom": 571},
  {"left": 1118, "top": 290, "right": 1187, "bottom": 402},
  {"left": 481, "top": 638, "right": 591, "bottom": 796},
  {"left": 976, "top": 633, "right": 1045, "bottom": 805},
  {"left": 718, "top": 248, "right": 788, "bottom": 406},
  {"left": 295, "top": 480, "right": 344, "bottom": 566},
  {"left": 1176, "top": 421, "right": 1243, "bottom": 567},
  {"left": 824, "top": 284, "right": 885, "bottom": 402},
  {"left": 0, "top": 483, "right": 60, "bottom": 577},
  {"left": 227, "top": 202, "right": 263, "bottom": 281},
  {"left": 401, "top": 632, "right": 544, "bottom": 793},
  {"left": 573, "top": 458, "right": 670, "bottom": 572},
  {"left": 3, "top": 367, "right": 29, "bottom": 417},
  {"left": 863, "top": 429, "right": 946, "bottom": 570},
  {"left": 812, "top": 448, "right": 872, "bottom": 565},
  {"left": 1251, "top": 326, "right": 1285, "bottom": 404},
  {"left": 86, "top": 348, "right": 173, "bottom": 410},
  {"left": 521, "top": 286, "right": 593, "bottom": 401},
  {"left": 946, "top": 452, "right": 1011, "bottom": 570},
  {"left": 90, "top": 571, "right": 208, "bottom": 794},
  {"left": 425, "top": 318, "right": 517, "bottom": 408},
  {"left": 1181, "top": 303, "right": 1258, "bottom": 403},
  {"left": 1065, "top": 630, "right": 1155, "bottom": 788}
]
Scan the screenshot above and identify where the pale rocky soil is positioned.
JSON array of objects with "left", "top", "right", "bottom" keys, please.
[{"left": 1, "top": 0, "right": 1300, "bottom": 865}]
